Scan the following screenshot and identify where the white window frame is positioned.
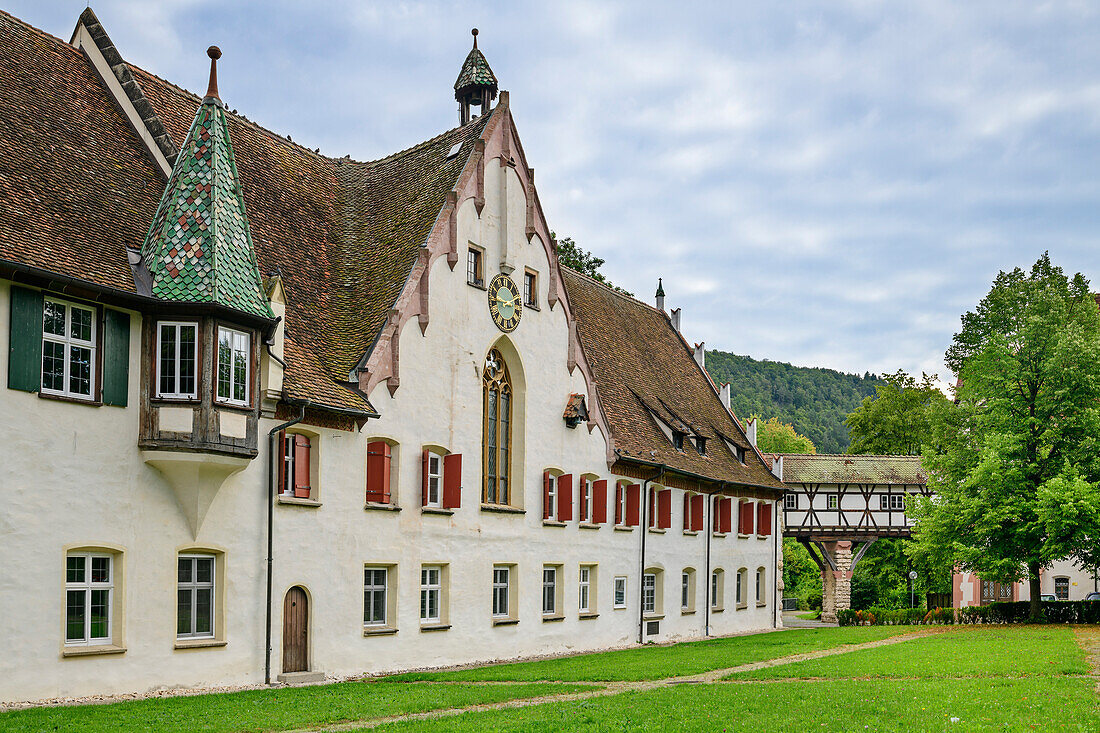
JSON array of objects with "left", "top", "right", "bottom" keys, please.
[
  {"left": 784, "top": 493, "right": 797, "bottom": 510},
  {"left": 614, "top": 576, "right": 628, "bottom": 609},
  {"left": 363, "top": 566, "right": 388, "bottom": 626},
  {"left": 492, "top": 566, "right": 510, "bottom": 618},
  {"left": 216, "top": 326, "right": 250, "bottom": 406},
  {"left": 177, "top": 554, "right": 216, "bottom": 639},
  {"left": 523, "top": 270, "right": 537, "bottom": 307},
  {"left": 1054, "top": 576, "right": 1070, "bottom": 601},
  {"left": 827, "top": 494, "right": 839, "bottom": 510},
  {"left": 156, "top": 321, "right": 199, "bottom": 399},
  {"left": 426, "top": 451, "right": 444, "bottom": 507},
  {"left": 617, "top": 484, "right": 628, "bottom": 526},
  {"left": 711, "top": 570, "right": 723, "bottom": 610},
  {"left": 581, "top": 478, "right": 593, "bottom": 522},
  {"left": 642, "top": 573, "right": 657, "bottom": 615},
  {"left": 546, "top": 473, "right": 557, "bottom": 519},
  {"left": 736, "top": 569, "right": 745, "bottom": 605},
  {"left": 682, "top": 572, "right": 691, "bottom": 610},
  {"left": 65, "top": 552, "right": 112, "bottom": 646},
  {"left": 421, "top": 565, "right": 442, "bottom": 624},
  {"left": 542, "top": 566, "right": 557, "bottom": 615},
  {"left": 41, "top": 297, "right": 96, "bottom": 400},
  {"left": 467, "top": 246, "right": 484, "bottom": 287},
  {"left": 579, "top": 566, "right": 591, "bottom": 612},
  {"left": 756, "top": 568, "right": 765, "bottom": 603}
]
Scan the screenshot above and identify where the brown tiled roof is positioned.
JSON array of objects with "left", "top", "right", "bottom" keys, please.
[
  {"left": 780, "top": 454, "right": 926, "bottom": 485},
  {"left": 563, "top": 269, "right": 784, "bottom": 490},
  {"left": 0, "top": 9, "right": 487, "bottom": 416}
]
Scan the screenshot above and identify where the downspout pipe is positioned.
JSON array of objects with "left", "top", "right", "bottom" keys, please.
[
  {"left": 773, "top": 499, "right": 779, "bottom": 628},
  {"left": 265, "top": 403, "right": 305, "bottom": 686},
  {"left": 638, "top": 465, "right": 665, "bottom": 644}
]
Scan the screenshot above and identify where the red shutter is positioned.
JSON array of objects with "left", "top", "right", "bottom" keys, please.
[
  {"left": 721, "top": 498, "right": 733, "bottom": 534},
  {"left": 658, "top": 489, "right": 672, "bottom": 529},
  {"left": 543, "top": 471, "right": 552, "bottom": 519},
  {"left": 422, "top": 449, "right": 431, "bottom": 506},
  {"left": 593, "top": 479, "right": 608, "bottom": 524},
  {"left": 366, "top": 441, "right": 391, "bottom": 503},
  {"left": 443, "top": 453, "right": 462, "bottom": 509},
  {"left": 558, "top": 474, "right": 573, "bottom": 521},
  {"left": 691, "top": 493, "right": 704, "bottom": 532},
  {"left": 739, "top": 500, "right": 755, "bottom": 535},
  {"left": 293, "top": 434, "right": 311, "bottom": 498},
  {"left": 276, "top": 431, "right": 288, "bottom": 495},
  {"left": 758, "top": 502, "right": 772, "bottom": 536},
  {"left": 626, "top": 484, "right": 641, "bottom": 526}
]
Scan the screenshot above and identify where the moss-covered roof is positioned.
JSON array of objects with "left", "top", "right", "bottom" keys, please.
[{"left": 781, "top": 454, "right": 926, "bottom": 485}]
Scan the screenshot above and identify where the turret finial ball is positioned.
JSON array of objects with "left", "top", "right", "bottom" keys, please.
[
  {"left": 471, "top": 28, "right": 478, "bottom": 37},
  {"left": 207, "top": 46, "right": 222, "bottom": 60}
]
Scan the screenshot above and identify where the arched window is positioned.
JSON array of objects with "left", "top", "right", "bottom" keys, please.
[{"left": 483, "top": 348, "right": 512, "bottom": 505}]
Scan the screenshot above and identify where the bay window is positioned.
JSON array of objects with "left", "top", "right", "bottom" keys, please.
[
  {"left": 156, "top": 322, "right": 198, "bottom": 398},
  {"left": 216, "top": 326, "right": 250, "bottom": 406}
]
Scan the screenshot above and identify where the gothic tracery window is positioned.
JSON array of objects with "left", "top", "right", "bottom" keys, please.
[{"left": 483, "top": 349, "right": 512, "bottom": 505}]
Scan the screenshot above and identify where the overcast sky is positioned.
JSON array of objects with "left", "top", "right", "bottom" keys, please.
[{"left": 12, "top": 1, "right": 1100, "bottom": 382}]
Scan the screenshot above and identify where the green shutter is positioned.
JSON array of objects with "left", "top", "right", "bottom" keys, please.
[
  {"left": 102, "top": 308, "right": 130, "bottom": 407},
  {"left": 8, "top": 285, "right": 43, "bottom": 392}
]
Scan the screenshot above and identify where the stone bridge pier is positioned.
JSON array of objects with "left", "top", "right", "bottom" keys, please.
[{"left": 803, "top": 538, "right": 874, "bottom": 623}]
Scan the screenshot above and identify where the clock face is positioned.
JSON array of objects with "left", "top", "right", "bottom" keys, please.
[{"left": 488, "top": 273, "right": 522, "bottom": 332}]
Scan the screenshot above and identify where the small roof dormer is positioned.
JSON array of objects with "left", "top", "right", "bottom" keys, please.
[
  {"left": 454, "top": 28, "right": 498, "bottom": 125},
  {"left": 140, "top": 46, "right": 273, "bottom": 320}
]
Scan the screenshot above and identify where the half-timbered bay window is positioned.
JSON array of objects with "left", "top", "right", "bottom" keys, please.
[
  {"left": 177, "top": 555, "right": 215, "bottom": 639},
  {"left": 279, "top": 432, "right": 312, "bottom": 499},
  {"left": 421, "top": 449, "right": 462, "bottom": 509},
  {"left": 216, "top": 326, "right": 250, "bottom": 406},
  {"left": 483, "top": 349, "right": 512, "bottom": 506},
  {"left": 156, "top": 322, "right": 198, "bottom": 398},
  {"left": 42, "top": 297, "right": 96, "bottom": 400},
  {"left": 65, "top": 553, "right": 114, "bottom": 646}
]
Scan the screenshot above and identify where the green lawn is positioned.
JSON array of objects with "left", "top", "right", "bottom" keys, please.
[
  {"left": 0, "top": 682, "right": 591, "bottom": 733},
  {"left": 369, "top": 677, "right": 1100, "bottom": 732},
  {"left": 385, "top": 626, "right": 917, "bottom": 682},
  {"left": 729, "top": 625, "right": 1090, "bottom": 680}
]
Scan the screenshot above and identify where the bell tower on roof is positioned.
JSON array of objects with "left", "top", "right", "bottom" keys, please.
[{"left": 454, "top": 28, "right": 498, "bottom": 125}]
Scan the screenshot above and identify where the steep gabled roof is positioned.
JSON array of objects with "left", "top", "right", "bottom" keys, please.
[
  {"left": 563, "top": 268, "right": 784, "bottom": 490},
  {"left": 781, "top": 454, "right": 926, "bottom": 485}
]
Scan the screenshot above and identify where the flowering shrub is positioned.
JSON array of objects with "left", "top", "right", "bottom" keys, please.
[{"left": 836, "top": 601, "right": 1100, "bottom": 626}]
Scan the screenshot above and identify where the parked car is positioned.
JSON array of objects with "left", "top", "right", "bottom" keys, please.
[
  {"left": 1040, "top": 594, "right": 1056, "bottom": 602},
  {"left": 1085, "top": 592, "right": 1100, "bottom": 601}
]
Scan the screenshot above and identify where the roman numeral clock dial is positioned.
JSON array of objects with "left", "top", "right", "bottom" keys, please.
[{"left": 488, "top": 273, "right": 522, "bottom": 332}]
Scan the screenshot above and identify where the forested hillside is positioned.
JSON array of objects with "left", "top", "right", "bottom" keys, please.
[{"left": 705, "top": 351, "right": 882, "bottom": 453}]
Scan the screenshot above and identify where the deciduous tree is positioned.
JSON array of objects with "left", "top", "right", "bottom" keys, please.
[
  {"left": 845, "top": 371, "right": 949, "bottom": 456},
  {"left": 752, "top": 416, "right": 816, "bottom": 454}
]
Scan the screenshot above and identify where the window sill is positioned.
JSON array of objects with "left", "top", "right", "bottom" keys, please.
[
  {"left": 613, "top": 525, "right": 635, "bottom": 532},
  {"left": 279, "top": 496, "right": 321, "bottom": 508},
  {"left": 62, "top": 644, "right": 126, "bottom": 658},
  {"left": 174, "top": 638, "right": 226, "bottom": 650},
  {"left": 492, "top": 617, "right": 519, "bottom": 626},
  {"left": 422, "top": 506, "right": 454, "bottom": 516},
  {"left": 736, "top": 603, "right": 748, "bottom": 611},
  {"left": 757, "top": 601, "right": 767, "bottom": 608},
  {"left": 681, "top": 609, "right": 696, "bottom": 616},
  {"left": 682, "top": 530, "right": 698, "bottom": 536},
  {"left": 579, "top": 612, "right": 599, "bottom": 620},
  {"left": 152, "top": 397, "right": 200, "bottom": 406},
  {"left": 578, "top": 523, "right": 601, "bottom": 530},
  {"left": 643, "top": 614, "right": 665, "bottom": 621},
  {"left": 467, "top": 280, "right": 487, "bottom": 291},
  {"left": 738, "top": 533, "right": 751, "bottom": 539},
  {"left": 711, "top": 606, "right": 725, "bottom": 614},
  {"left": 420, "top": 623, "right": 451, "bottom": 632},
  {"left": 542, "top": 520, "right": 566, "bottom": 527},
  {"left": 524, "top": 303, "right": 540, "bottom": 312},
  {"left": 39, "top": 392, "right": 102, "bottom": 408},
  {"left": 713, "top": 532, "right": 727, "bottom": 538},
  {"left": 757, "top": 534, "right": 770, "bottom": 540},
  {"left": 213, "top": 401, "right": 254, "bottom": 414},
  {"left": 481, "top": 504, "right": 524, "bottom": 515},
  {"left": 542, "top": 615, "right": 565, "bottom": 623},
  {"left": 613, "top": 605, "right": 627, "bottom": 611},
  {"left": 363, "top": 626, "right": 398, "bottom": 637},
  {"left": 364, "top": 502, "right": 401, "bottom": 512},
  {"left": 648, "top": 527, "right": 666, "bottom": 534}
]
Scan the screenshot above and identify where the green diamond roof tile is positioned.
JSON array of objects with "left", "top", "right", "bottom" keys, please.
[{"left": 454, "top": 47, "right": 498, "bottom": 98}]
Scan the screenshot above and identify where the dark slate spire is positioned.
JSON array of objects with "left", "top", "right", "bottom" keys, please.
[
  {"left": 655, "top": 278, "right": 666, "bottom": 310},
  {"left": 139, "top": 48, "right": 273, "bottom": 319},
  {"left": 454, "top": 28, "right": 498, "bottom": 125}
]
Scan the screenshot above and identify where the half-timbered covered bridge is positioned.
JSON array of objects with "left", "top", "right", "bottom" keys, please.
[{"left": 773, "top": 454, "right": 928, "bottom": 622}]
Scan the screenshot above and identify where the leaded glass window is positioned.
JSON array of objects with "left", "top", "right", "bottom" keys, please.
[{"left": 483, "top": 349, "right": 513, "bottom": 505}]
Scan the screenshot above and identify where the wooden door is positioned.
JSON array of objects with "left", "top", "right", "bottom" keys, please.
[{"left": 282, "top": 586, "right": 309, "bottom": 673}]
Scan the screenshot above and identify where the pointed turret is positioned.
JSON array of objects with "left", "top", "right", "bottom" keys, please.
[
  {"left": 140, "top": 47, "right": 273, "bottom": 319},
  {"left": 655, "top": 278, "right": 665, "bottom": 310},
  {"left": 454, "top": 28, "right": 498, "bottom": 125}
]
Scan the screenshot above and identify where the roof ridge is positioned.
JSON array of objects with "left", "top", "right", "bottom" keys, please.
[
  {"left": 352, "top": 114, "right": 492, "bottom": 168},
  {"left": 561, "top": 265, "right": 660, "bottom": 314}
]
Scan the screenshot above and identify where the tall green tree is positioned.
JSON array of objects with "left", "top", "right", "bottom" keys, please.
[
  {"left": 553, "top": 233, "right": 633, "bottom": 296},
  {"left": 914, "top": 253, "right": 1100, "bottom": 620},
  {"left": 845, "top": 371, "right": 949, "bottom": 455},
  {"left": 752, "top": 416, "right": 816, "bottom": 454}
]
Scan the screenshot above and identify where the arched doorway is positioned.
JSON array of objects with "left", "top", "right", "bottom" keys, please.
[{"left": 282, "top": 586, "right": 309, "bottom": 673}]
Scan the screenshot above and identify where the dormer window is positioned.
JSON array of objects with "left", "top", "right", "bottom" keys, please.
[
  {"left": 724, "top": 439, "right": 746, "bottom": 464},
  {"left": 216, "top": 326, "right": 250, "bottom": 406},
  {"left": 156, "top": 322, "right": 198, "bottom": 399},
  {"left": 693, "top": 436, "right": 707, "bottom": 455},
  {"left": 672, "top": 431, "right": 686, "bottom": 451}
]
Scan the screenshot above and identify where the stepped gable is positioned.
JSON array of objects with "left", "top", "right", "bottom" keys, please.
[
  {"left": 781, "top": 454, "right": 926, "bottom": 485},
  {"left": 562, "top": 268, "right": 784, "bottom": 490},
  {"left": 0, "top": 9, "right": 165, "bottom": 293},
  {"left": 139, "top": 49, "right": 274, "bottom": 320}
]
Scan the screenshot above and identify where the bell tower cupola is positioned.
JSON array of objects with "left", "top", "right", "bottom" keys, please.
[{"left": 454, "top": 28, "right": 498, "bottom": 125}]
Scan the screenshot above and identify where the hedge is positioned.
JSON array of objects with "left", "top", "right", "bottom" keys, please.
[{"left": 837, "top": 601, "right": 1100, "bottom": 626}]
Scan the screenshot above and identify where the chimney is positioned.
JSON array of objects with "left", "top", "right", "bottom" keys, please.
[
  {"left": 746, "top": 416, "right": 757, "bottom": 447},
  {"left": 655, "top": 278, "right": 665, "bottom": 311},
  {"left": 720, "top": 382, "right": 731, "bottom": 410},
  {"left": 693, "top": 341, "right": 705, "bottom": 369},
  {"left": 772, "top": 455, "right": 784, "bottom": 481},
  {"left": 671, "top": 308, "right": 681, "bottom": 332}
]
